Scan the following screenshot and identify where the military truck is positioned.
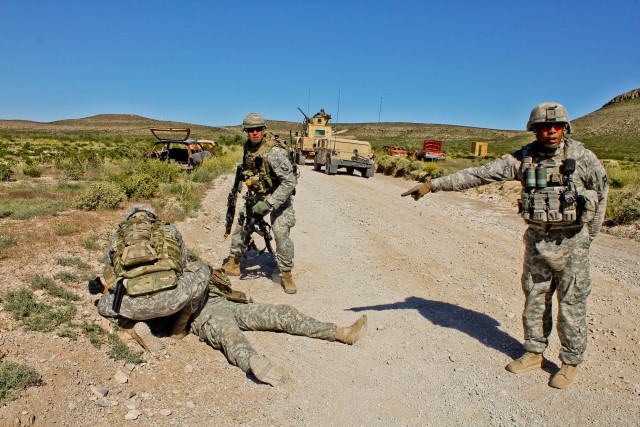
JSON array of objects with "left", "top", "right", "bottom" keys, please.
[
  {"left": 292, "top": 107, "right": 333, "bottom": 165},
  {"left": 313, "top": 136, "right": 376, "bottom": 178}
]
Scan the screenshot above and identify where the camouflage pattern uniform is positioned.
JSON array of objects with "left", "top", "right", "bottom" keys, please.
[
  {"left": 229, "top": 136, "right": 297, "bottom": 271},
  {"left": 430, "top": 137, "right": 608, "bottom": 365},
  {"left": 97, "top": 222, "right": 208, "bottom": 321},
  {"left": 97, "top": 261, "right": 209, "bottom": 320},
  {"left": 190, "top": 291, "right": 336, "bottom": 373}
]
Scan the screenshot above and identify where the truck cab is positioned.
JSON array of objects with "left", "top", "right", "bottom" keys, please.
[{"left": 293, "top": 108, "right": 333, "bottom": 165}]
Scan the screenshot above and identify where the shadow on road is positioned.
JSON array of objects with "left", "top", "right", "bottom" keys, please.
[
  {"left": 349, "top": 296, "right": 524, "bottom": 359},
  {"left": 233, "top": 251, "right": 279, "bottom": 282}
]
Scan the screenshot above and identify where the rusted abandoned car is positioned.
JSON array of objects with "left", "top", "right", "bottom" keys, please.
[{"left": 146, "top": 128, "right": 215, "bottom": 171}]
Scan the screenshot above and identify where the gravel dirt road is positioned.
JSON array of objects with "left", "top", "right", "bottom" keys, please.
[{"left": 1, "top": 167, "right": 639, "bottom": 426}]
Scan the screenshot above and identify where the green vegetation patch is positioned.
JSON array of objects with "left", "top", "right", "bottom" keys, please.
[
  {"left": 53, "top": 271, "right": 80, "bottom": 283},
  {"left": 109, "top": 172, "right": 159, "bottom": 200},
  {"left": 74, "top": 181, "right": 126, "bottom": 211},
  {"left": 76, "top": 321, "right": 107, "bottom": 348},
  {"left": 106, "top": 334, "right": 144, "bottom": 364},
  {"left": 0, "top": 198, "right": 69, "bottom": 219},
  {"left": 55, "top": 256, "right": 91, "bottom": 270},
  {"left": 3, "top": 288, "right": 76, "bottom": 332},
  {"left": 82, "top": 235, "right": 102, "bottom": 251},
  {"left": 0, "top": 234, "right": 17, "bottom": 249},
  {"left": 0, "top": 358, "right": 40, "bottom": 406},
  {"left": 28, "top": 273, "right": 81, "bottom": 302}
]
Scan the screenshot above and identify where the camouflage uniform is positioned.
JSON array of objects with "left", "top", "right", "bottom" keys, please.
[
  {"left": 97, "top": 261, "right": 209, "bottom": 320},
  {"left": 190, "top": 290, "right": 336, "bottom": 374},
  {"left": 430, "top": 137, "right": 608, "bottom": 365},
  {"left": 229, "top": 136, "right": 297, "bottom": 271},
  {"left": 97, "top": 223, "right": 208, "bottom": 321}
]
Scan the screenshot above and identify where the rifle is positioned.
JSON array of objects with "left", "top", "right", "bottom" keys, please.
[
  {"left": 224, "top": 162, "right": 275, "bottom": 255},
  {"left": 224, "top": 164, "right": 244, "bottom": 238},
  {"left": 238, "top": 190, "right": 274, "bottom": 257}
]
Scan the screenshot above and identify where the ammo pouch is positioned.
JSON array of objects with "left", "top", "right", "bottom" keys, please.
[
  {"left": 520, "top": 186, "right": 579, "bottom": 225},
  {"left": 519, "top": 154, "right": 580, "bottom": 225}
]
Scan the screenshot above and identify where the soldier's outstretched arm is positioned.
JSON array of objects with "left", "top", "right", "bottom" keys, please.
[{"left": 401, "top": 182, "right": 433, "bottom": 201}]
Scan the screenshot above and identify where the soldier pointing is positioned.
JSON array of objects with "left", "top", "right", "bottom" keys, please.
[{"left": 402, "top": 102, "right": 608, "bottom": 389}]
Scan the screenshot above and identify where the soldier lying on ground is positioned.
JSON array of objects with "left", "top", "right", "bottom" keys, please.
[
  {"left": 89, "top": 205, "right": 368, "bottom": 386},
  {"left": 188, "top": 267, "right": 367, "bottom": 386}
]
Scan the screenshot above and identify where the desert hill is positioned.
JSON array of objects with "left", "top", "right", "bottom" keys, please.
[{"left": 1, "top": 89, "right": 638, "bottom": 160}]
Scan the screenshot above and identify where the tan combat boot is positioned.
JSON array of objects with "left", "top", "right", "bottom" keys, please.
[
  {"left": 249, "top": 355, "right": 288, "bottom": 386},
  {"left": 169, "top": 308, "right": 192, "bottom": 339},
  {"left": 505, "top": 352, "right": 543, "bottom": 373},
  {"left": 121, "top": 320, "right": 164, "bottom": 353},
  {"left": 222, "top": 256, "right": 241, "bottom": 276},
  {"left": 549, "top": 363, "right": 578, "bottom": 389},
  {"left": 280, "top": 271, "right": 297, "bottom": 294},
  {"left": 335, "top": 315, "right": 368, "bottom": 345}
]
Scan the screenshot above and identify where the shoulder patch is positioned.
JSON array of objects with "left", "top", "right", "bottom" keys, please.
[{"left": 280, "top": 163, "right": 290, "bottom": 172}]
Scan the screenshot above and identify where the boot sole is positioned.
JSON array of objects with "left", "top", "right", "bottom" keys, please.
[{"left": 133, "top": 322, "right": 164, "bottom": 353}]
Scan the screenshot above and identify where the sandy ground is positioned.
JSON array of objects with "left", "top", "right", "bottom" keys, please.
[{"left": 1, "top": 167, "right": 639, "bottom": 427}]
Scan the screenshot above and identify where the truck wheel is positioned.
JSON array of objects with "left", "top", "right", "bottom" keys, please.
[
  {"left": 313, "top": 156, "right": 321, "bottom": 171},
  {"left": 346, "top": 167, "right": 354, "bottom": 175}
]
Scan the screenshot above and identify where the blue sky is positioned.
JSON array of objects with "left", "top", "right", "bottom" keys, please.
[{"left": 1, "top": 0, "right": 638, "bottom": 130}]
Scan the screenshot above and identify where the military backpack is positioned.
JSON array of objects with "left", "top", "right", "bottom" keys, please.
[{"left": 103, "top": 217, "right": 184, "bottom": 296}]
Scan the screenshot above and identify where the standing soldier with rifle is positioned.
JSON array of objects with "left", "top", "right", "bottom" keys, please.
[
  {"left": 402, "top": 102, "right": 608, "bottom": 390},
  {"left": 223, "top": 112, "right": 299, "bottom": 294}
]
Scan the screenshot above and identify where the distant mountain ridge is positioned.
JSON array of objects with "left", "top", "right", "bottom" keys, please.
[
  {"left": 603, "top": 88, "right": 640, "bottom": 107},
  {"left": 1, "top": 89, "right": 638, "bottom": 160}
]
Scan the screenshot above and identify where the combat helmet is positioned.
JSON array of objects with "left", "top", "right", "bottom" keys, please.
[
  {"left": 242, "top": 112, "right": 266, "bottom": 130},
  {"left": 526, "top": 102, "right": 572, "bottom": 133},
  {"left": 125, "top": 204, "right": 158, "bottom": 220}
]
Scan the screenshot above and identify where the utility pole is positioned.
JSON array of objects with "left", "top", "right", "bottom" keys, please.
[
  {"left": 378, "top": 97, "right": 383, "bottom": 123},
  {"left": 336, "top": 90, "right": 341, "bottom": 125}
]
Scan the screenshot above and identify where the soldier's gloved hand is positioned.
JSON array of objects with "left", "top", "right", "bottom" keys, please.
[
  {"left": 401, "top": 182, "right": 432, "bottom": 201},
  {"left": 88, "top": 277, "right": 105, "bottom": 295},
  {"left": 252, "top": 200, "right": 271, "bottom": 216}
]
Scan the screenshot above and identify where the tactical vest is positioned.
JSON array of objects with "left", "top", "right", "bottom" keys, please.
[
  {"left": 518, "top": 143, "right": 580, "bottom": 225},
  {"left": 242, "top": 135, "right": 291, "bottom": 199},
  {"left": 103, "top": 217, "right": 184, "bottom": 296}
]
